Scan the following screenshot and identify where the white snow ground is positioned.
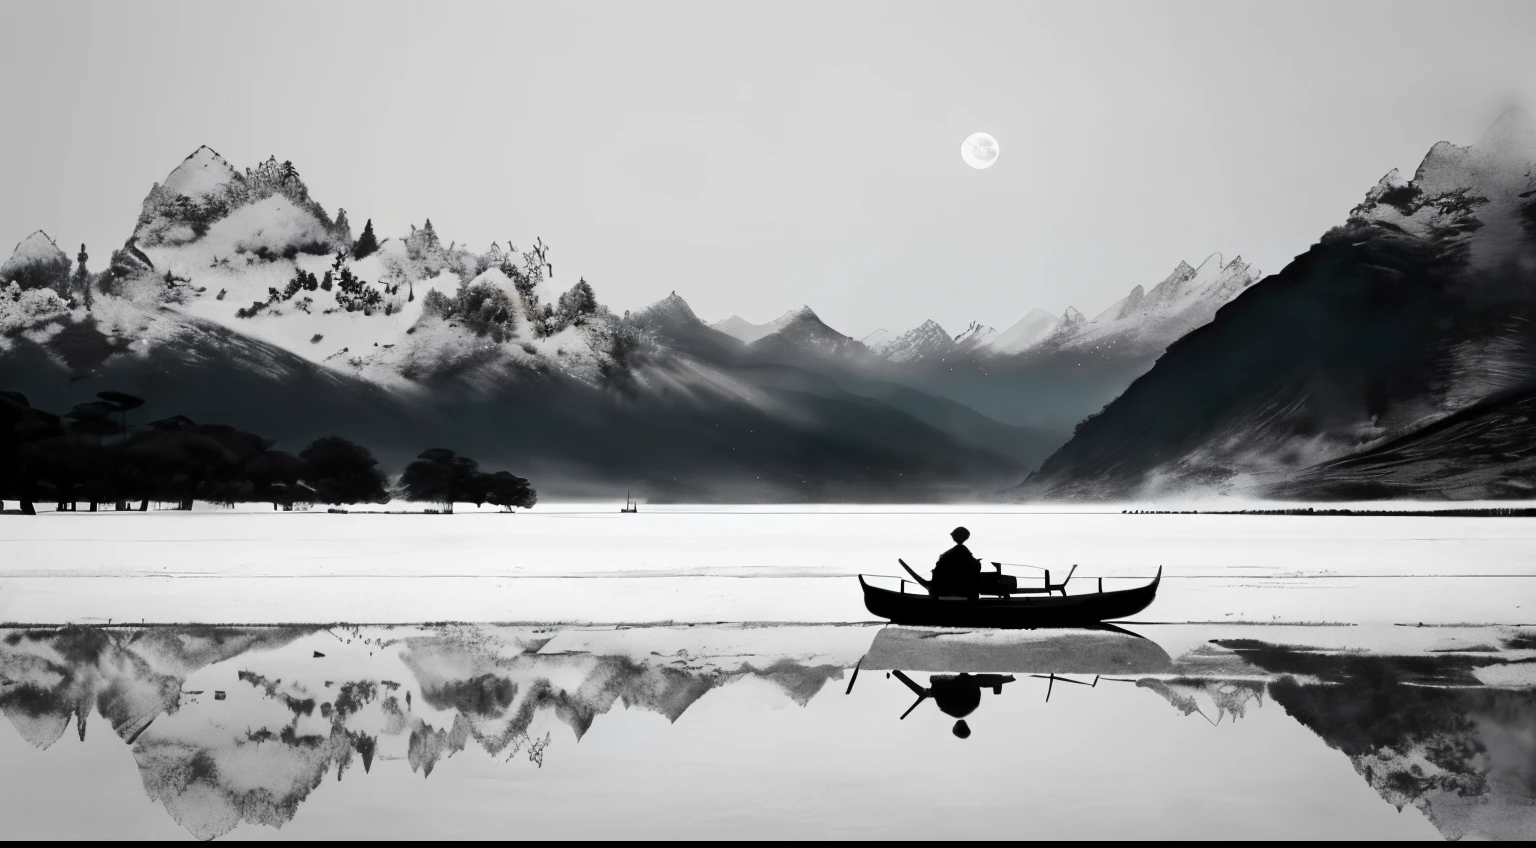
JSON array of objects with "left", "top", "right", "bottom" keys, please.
[{"left": 2, "top": 504, "right": 1533, "bottom": 626}]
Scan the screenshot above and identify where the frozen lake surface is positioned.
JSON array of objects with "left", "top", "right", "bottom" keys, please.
[
  {"left": 1, "top": 505, "right": 1534, "bottom": 840},
  {"left": 3, "top": 504, "right": 1535, "bottom": 625}
]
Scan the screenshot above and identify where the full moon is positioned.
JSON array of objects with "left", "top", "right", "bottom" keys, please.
[{"left": 961, "top": 132, "right": 1000, "bottom": 170}]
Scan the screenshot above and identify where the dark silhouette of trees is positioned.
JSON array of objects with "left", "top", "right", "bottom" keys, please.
[
  {"left": 481, "top": 470, "right": 537, "bottom": 511},
  {"left": 400, "top": 449, "right": 536, "bottom": 512},
  {"left": 0, "top": 390, "right": 430, "bottom": 515},
  {"left": 0, "top": 391, "right": 64, "bottom": 515},
  {"left": 352, "top": 219, "right": 379, "bottom": 260},
  {"left": 400, "top": 448, "right": 476, "bottom": 512},
  {"left": 300, "top": 437, "right": 389, "bottom": 504}
]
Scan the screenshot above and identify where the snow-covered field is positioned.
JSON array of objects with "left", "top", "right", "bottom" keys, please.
[{"left": 3, "top": 504, "right": 1533, "bottom": 626}]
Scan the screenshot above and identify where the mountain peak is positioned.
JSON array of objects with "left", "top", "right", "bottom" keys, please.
[
  {"left": 1193, "top": 252, "right": 1225, "bottom": 273},
  {"left": 163, "top": 145, "right": 240, "bottom": 199},
  {"left": 1, "top": 230, "right": 71, "bottom": 291},
  {"left": 954, "top": 321, "right": 997, "bottom": 348},
  {"left": 13, "top": 229, "right": 60, "bottom": 253},
  {"left": 5, "top": 230, "right": 67, "bottom": 266},
  {"left": 879, "top": 319, "right": 955, "bottom": 363},
  {"left": 633, "top": 291, "right": 707, "bottom": 335}
]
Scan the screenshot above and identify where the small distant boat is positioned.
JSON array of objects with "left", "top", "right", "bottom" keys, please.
[
  {"left": 858, "top": 561, "right": 1162, "bottom": 629},
  {"left": 620, "top": 491, "right": 638, "bottom": 514}
]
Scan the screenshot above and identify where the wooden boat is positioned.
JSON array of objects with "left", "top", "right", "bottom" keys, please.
[{"left": 858, "top": 562, "right": 1162, "bottom": 629}]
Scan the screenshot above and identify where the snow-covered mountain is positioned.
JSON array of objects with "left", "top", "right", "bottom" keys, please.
[
  {"left": 876, "top": 319, "right": 954, "bottom": 363},
  {"left": 1058, "top": 253, "right": 1260, "bottom": 358},
  {"left": 0, "top": 231, "right": 72, "bottom": 296},
  {"left": 1023, "top": 108, "right": 1536, "bottom": 501},
  {"left": 983, "top": 309, "right": 1058, "bottom": 354},
  {"left": 745, "top": 305, "right": 868, "bottom": 359},
  {"left": 953, "top": 321, "right": 996, "bottom": 351},
  {"left": 861, "top": 320, "right": 993, "bottom": 363},
  {"left": 1, "top": 148, "right": 1036, "bottom": 499},
  {"left": 973, "top": 255, "right": 1259, "bottom": 362}
]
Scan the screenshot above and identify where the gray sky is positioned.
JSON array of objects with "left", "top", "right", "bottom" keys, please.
[{"left": 4, "top": 0, "right": 1536, "bottom": 339}]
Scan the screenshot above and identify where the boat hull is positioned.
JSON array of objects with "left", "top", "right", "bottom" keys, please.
[{"left": 858, "top": 569, "right": 1161, "bottom": 629}]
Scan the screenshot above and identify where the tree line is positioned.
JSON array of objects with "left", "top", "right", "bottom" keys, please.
[{"left": 0, "top": 390, "right": 536, "bottom": 515}]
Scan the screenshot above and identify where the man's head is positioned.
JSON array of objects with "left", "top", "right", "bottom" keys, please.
[{"left": 951, "top": 527, "right": 970, "bottom": 543}]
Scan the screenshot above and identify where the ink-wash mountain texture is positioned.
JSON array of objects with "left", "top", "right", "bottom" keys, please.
[
  {"left": 1024, "top": 109, "right": 1536, "bottom": 502},
  {"left": 0, "top": 145, "right": 1261, "bottom": 501},
  {"left": 5, "top": 622, "right": 1533, "bottom": 840}
]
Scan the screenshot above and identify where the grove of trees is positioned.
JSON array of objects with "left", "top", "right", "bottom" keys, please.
[
  {"left": 1, "top": 390, "right": 533, "bottom": 516},
  {"left": 399, "top": 448, "right": 536, "bottom": 512}
]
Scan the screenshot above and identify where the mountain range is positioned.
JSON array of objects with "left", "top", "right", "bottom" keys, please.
[
  {"left": 0, "top": 145, "right": 1257, "bottom": 501},
  {"left": 1023, "top": 108, "right": 1536, "bottom": 501},
  {"left": 11, "top": 111, "right": 1530, "bottom": 503}
]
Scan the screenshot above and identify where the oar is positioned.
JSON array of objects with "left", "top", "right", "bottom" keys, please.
[
  {"left": 889, "top": 669, "right": 930, "bottom": 719},
  {"left": 1030, "top": 673, "right": 1100, "bottom": 702},
  {"left": 897, "top": 559, "right": 931, "bottom": 589},
  {"left": 899, "top": 694, "right": 929, "bottom": 720}
]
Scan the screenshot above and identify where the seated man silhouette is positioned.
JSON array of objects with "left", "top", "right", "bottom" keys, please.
[{"left": 931, "top": 526, "right": 982, "bottom": 599}]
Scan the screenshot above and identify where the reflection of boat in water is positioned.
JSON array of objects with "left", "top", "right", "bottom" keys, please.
[
  {"left": 857, "top": 625, "right": 1173, "bottom": 675},
  {"left": 887, "top": 670, "right": 1017, "bottom": 737},
  {"left": 850, "top": 625, "right": 1174, "bottom": 738},
  {"left": 858, "top": 564, "right": 1161, "bottom": 628}
]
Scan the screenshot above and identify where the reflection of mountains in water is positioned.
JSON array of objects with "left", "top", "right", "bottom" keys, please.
[
  {"left": 1214, "top": 636, "right": 1536, "bottom": 842},
  {"left": 4, "top": 624, "right": 1534, "bottom": 841},
  {"left": 0, "top": 624, "right": 865, "bottom": 840}
]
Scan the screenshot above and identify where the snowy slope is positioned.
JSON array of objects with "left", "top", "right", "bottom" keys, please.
[
  {"left": 985, "top": 308, "right": 1060, "bottom": 354},
  {"left": 970, "top": 255, "right": 1257, "bottom": 362},
  {"left": 161, "top": 145, "right": 240, "bottom": 199},
  {"left": 1062, "top": 253, "right": 1260, "bottom": 354},
  {"left": 953, "top": 321, "right": 996, "bottom": 351}
]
